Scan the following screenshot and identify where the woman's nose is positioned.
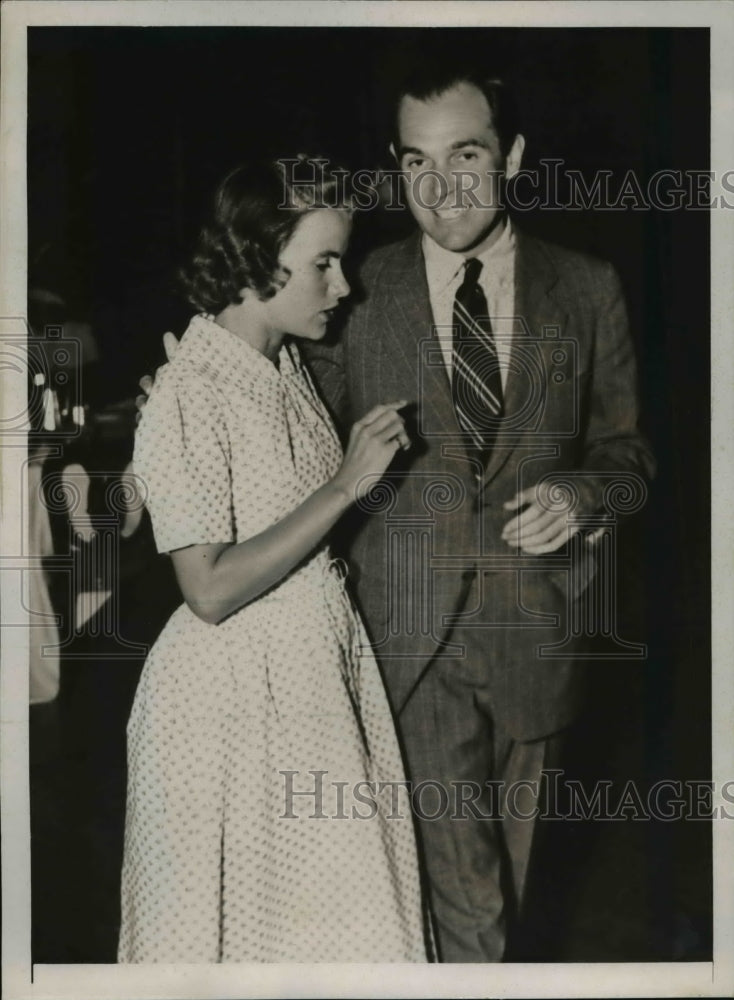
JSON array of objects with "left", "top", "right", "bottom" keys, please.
[{"left": 332, "top": 269, "right": 350, "bottom": 300}]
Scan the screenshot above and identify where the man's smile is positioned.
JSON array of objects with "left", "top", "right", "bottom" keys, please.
[{"left": 433, "top": 206, "right": 470, "bottom": 220}]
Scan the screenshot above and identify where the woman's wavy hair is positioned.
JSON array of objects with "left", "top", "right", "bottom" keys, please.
[{"left": 181, "top": 156, "right": 353, "bottom": 314}]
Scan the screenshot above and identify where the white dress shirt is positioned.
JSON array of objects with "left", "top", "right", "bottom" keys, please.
[{"left": 422, "top": 219, "right": 517, "bottom": 391}]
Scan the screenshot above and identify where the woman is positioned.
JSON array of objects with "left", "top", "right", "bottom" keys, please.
[{"left": 117, "top": 160, "right": 428, "bottom": 962}]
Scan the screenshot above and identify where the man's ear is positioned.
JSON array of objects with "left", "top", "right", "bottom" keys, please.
[{"left": 505, "top": 134, "right": 525, "bottom": 180}]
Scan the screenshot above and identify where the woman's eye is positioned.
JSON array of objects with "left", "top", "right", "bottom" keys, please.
[{"left": 316, "top": 261, "right": 330, "bottom": 272}]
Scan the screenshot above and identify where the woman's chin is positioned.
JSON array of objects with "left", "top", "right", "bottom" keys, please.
[{"left": 304, "top": 324, "right": 330, "bottom": 341}]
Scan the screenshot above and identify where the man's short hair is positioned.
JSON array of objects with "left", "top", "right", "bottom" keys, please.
[{"left": 391, "top": 61, "right": 520, "bottom": 157}]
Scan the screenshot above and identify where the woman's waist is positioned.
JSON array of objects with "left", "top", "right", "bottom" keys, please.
[
  {"left": 156, "top": 550, "right": 353, "bottom": 639},
  {"left": 254, "top": 548, "right": 350, "bottom": 605}
]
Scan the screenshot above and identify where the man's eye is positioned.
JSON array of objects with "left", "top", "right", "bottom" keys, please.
[
  {"left": 316, "top": 261, "right": 330, "bottom": 272},
  {"left": 456, "top": 151, "right": 478, "bottom": 162},
  {"left": 406, "top": 158, "right": 426, "bottom": 170}
]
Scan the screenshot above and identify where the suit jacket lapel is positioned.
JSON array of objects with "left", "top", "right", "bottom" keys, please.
[
  {"left": 482, "top": 230, "right": 568, "bottom": 484},
  {"left": 374, "top": 230, "right": 569, "bottom": 483},
  {"left": 378, "top": 234, "right": 463, "bottom": 442}
]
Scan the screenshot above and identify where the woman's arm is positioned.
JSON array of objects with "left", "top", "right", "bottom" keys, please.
[{"left": 171, "top": 402, "right": 409, "bottom": 624}]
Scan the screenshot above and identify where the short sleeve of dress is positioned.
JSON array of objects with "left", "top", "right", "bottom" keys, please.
[{"left": 133, "top": 368, "right": 235, "bottom": 553}]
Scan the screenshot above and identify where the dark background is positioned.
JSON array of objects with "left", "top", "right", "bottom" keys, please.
[{"left": 27, "top": 26, "right": 711, "bottom": 962}]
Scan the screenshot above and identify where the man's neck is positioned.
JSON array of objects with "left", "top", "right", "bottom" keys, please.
[{"left": 459, "top": 214, "right": 509, "bottom": 259}]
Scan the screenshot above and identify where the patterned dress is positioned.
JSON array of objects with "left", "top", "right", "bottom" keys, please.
[{"left": 118, "top": 315, "right": 427, "bottom": 963}]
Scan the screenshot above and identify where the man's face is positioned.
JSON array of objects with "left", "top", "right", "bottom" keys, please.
[{"left": 394, "top": 81, "right": 524, "bottom": 255}]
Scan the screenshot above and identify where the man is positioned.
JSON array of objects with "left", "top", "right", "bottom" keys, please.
[{"left": 303, "top": 63, "right": 655, "bottom": 962}]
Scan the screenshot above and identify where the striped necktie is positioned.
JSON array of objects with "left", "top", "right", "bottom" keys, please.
[{"left": 451, "top": 257, "right": 504, "bottom": 455}]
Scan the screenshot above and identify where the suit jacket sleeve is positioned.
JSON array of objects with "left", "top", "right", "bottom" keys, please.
[{"left": 576, "top": 261, "right": 656, "bottom": 509}]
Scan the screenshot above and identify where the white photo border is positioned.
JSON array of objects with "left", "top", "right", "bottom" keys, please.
[{"left": 2, "top": 2, "right": 732, "bottom": 998}]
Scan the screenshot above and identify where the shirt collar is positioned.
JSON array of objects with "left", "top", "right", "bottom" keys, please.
[{"left": 422, "top": 217, "right": 516, "bottom": 293}]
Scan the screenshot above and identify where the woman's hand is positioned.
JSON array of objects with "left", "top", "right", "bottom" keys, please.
[
  {"left": 332, "top": 402, "right": 411, "bottom": 502},
  {"left": 170, "top": 401, "right": 411, "bottom": 624}
]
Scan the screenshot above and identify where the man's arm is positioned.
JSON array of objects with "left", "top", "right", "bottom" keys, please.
[
  {"left": 503, "top": 261, "right": 655, "bottom": 554},
  {"left": 578, "top": 261, "right": 655, "bottom": 483}
]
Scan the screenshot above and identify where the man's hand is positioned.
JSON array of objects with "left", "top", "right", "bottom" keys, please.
[
  {"left": 501, "top": 478, "right": 603, "bottom": 554},
  {"left": 135, "top": 332, "right": 180, "bottom": 420},
  {"left": 162, "top": 331, "right": 179, "bottom": 362}
]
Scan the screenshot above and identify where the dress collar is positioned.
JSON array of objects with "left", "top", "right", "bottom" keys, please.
[{"left": 176, "top": 313, "right": 299, "bottom": 385}]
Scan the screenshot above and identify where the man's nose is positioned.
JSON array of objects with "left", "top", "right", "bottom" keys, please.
[{"left": 422, "top": 168, "right": 454, "bottom": 208}]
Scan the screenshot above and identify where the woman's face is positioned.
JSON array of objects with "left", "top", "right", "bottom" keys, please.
[{"left": 264, "top": 208, "right": 351, "bottom": 341}]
